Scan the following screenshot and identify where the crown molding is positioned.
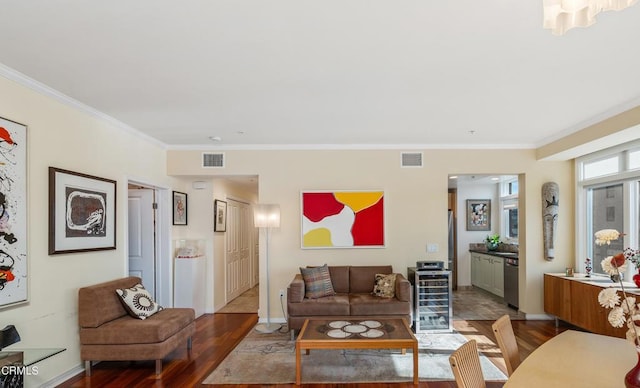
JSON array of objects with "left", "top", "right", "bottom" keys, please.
[
  {"left": 0, "top": 63, "right": 167, "bottom": 149},
  {"left": 167, "top": 143, "right": 535, "bottom": 151}
]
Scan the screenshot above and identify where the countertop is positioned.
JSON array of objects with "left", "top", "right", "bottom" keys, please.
[
  {"left": 469, "top": 249, "right": 518, "bottom": 259},
  {"left": 546, "top": 272, "right": 640, "bottom": 293}
]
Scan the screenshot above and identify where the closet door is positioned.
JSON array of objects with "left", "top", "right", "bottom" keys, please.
[{"left": 226, "top": 199, "right": 251, "bottom": 301}]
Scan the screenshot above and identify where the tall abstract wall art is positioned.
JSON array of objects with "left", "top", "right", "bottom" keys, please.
[
  {"left": 301, "top": 191, "right": 384, "bottom": 249},
  {"left": 542, "top": 182, "right": 559, "bottom": 261},
  {"left": 0, "top": 117, "right": 27, "bottom": 309}
]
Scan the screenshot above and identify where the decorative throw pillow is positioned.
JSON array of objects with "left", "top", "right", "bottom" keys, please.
[
  {"left": 300, "top": 264, "right": 336, "bottom": 299},
  {"left": 372, "top": 273, "right": 397, "bottom": 298},
  {"left": 115, "top": 283, "right": 163, "bottom": 320}
]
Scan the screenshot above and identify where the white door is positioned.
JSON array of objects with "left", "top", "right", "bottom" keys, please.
[
  {"left": 226, "top": 199, "right": 252, "bottom": 301},
  {"left": 128, "top": 189, "right": 156, "bottom": 297}
]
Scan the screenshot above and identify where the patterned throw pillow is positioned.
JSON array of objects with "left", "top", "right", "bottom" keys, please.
[
  {"left": 372, "top": 273, "right": 397, "bottom": 298},
  {"left": 300, "top": 264, "right": 336, "bottom": 299},
  {"left": 115, "top": 283, "right": 163, "bottom": 320}
]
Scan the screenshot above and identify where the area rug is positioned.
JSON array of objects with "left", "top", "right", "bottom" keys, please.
[{"left": 203, "top": 328, "right": 507, "bottom": 384}]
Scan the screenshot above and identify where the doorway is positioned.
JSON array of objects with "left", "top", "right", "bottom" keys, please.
[
  {"left": 448, "top": 174, "right": 523, "bottom": 320},
  {"left": 127, "top": 181, "right": 172, "bottom": 306},
  {"left": 128, "top": 188, "right": 156, "bottom": 296},
  {"left": 225, "top": 198, "right": 253, "bottom": 302}
]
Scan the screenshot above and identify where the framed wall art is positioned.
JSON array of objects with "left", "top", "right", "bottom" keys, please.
[
  {"left": 466, "top": 199, "right": 491, "bottom": 231},
  {"left": 48, "top": 167, "right": 117, "bottom": 255},
  {"left": 214, "top": 199, "right": 227, "bottom": 232},
  {"left": 173, "top": 191, "right": 188, "bottom": 225},
  {"left": 0, "top": 117, "right": 28, "bottom": 309},
  {"left": 301, "top": 190, "right": 385, "bottom": 249}
]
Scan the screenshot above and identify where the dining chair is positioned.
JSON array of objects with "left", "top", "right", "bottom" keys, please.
[
  {"left": 491, "top": 314, "right": 521, "bottom": 376},
  {"left": 449, "top": 339, "right": 486, "bottom": 388}
]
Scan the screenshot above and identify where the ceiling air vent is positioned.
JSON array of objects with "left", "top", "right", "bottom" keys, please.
[
  {"left": 202, "top": 152, "right": 225, "bottom": 168},
  {"left": 401, "top": 152, "right": 423, "bottom": 168}
]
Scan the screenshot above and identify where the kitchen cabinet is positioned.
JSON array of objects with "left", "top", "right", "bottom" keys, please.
[
  {"left": 470, "top": 252, "right": 504, "bottom": 297},
  {"left": 491, "top": 257, "right": 504, "bottom": 297},
  {"left": 471, "top": 253, "right": 481, "bottom": 287}
]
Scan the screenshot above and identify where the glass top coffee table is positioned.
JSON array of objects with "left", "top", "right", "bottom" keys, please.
[{"left": 295, "top": 317, "right": 418, "bottom": 385}]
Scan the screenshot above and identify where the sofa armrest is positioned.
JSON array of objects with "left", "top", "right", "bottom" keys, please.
[
  {"left": 287, "top": 274, "right": 305, "bottom": 303},
  {"left": 394, "top": 273, "right": 411, "bottom": 302}
]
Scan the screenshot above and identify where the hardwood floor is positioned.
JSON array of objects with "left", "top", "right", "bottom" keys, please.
[{"left": 57, "top": 313, "right": 574, "bottom": 388}]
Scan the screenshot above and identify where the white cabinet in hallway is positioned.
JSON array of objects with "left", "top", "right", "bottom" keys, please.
[
  {"left": 470, "top": 252, "right": 504, "bottom": 298},
  {"left": 174, "top": 239, "right": 206, "bottom": 318}
]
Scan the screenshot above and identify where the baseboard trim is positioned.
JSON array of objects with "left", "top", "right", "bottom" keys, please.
[
  {"left": 525, "top": 313, "right": 555, "bottom": 320},
  {"left": 44, "top": 364, "right": 85, "bottom": 387}
]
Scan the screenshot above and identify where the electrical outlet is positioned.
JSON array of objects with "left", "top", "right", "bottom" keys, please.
[{"left": 279, "top": 289, "right": 285, "bottom": 297}]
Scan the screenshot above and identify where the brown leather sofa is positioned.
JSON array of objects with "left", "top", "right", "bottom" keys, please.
[
  {"left": 287, "top": 265, "right": 411, "bottom": 333},
  {"left": 78, "top": 276, "right": 196, "bottom": 375}
]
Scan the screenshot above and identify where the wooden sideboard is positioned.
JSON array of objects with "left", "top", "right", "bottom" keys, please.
[{"left": 544, "top": 273, "right": 627, "bottom": 338}]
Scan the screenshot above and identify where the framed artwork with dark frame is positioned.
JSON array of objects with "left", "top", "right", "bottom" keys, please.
[
  {"left": 466, "top": 199, "right": 491, "bottom": 231},
  {"left": 172, "top": 191, "right": 188, "bottom": 225},
  {"left": 214, "top": 199, "right": 227, "bottom": 232},
  {"left": 48, "top": 167, "right": 117, "bottom": 254}
]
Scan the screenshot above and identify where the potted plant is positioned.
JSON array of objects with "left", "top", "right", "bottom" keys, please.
[{"left": 485, "top": 234, "right": 501, "bottom": 251}]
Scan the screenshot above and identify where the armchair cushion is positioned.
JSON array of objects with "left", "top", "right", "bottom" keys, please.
[{"left": 115, "top": 283, "right": 163, "bottom": 320}]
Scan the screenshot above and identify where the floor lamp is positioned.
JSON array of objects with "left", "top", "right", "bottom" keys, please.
[{"left": 254, "top": 204, "right": 281, "bottom": 334}]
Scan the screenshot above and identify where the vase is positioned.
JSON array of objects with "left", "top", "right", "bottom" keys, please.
[
  {"left": 486, "top": 242, "right": 499, "bottom": 251},
  {"left": 625, "top": 347, "right": 640, "bottom": 388},
  {"left": 634, "top": 274, "right": 640, "bottom": 288}
]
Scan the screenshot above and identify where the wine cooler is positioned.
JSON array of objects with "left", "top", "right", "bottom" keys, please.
[{"left": 408, "top": 264, "right": 453, "bottom": 333}]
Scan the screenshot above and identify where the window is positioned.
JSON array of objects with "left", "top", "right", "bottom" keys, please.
[
  {"left": 501, "top": 178, "right": 519, "bottom": 241},
  {"left": 630, "top": 149, "right": 640, "bottom": 171},
  {"left": 583, "top": 155, "right": 619, "bottom": 179},
  {"left": 586, "top": 184, "right": 624, "bottom": 276},
  {"left": 577, "top": 139, "right": 640, "bottom": 278}
]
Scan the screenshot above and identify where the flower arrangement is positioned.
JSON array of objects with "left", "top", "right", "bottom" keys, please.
[{"left": 595, "top": 229, "right": 640, "bottom": 345}]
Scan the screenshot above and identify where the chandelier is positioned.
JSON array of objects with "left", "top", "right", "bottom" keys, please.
[{"left": 543, "top": 0, "right": 638, "bottom": 35}]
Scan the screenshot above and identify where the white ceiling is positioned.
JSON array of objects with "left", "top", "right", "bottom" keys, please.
[{"left": 1, "top": 1, "right": 640, "bottom": 150}]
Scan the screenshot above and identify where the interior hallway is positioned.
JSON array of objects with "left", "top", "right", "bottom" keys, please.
[{"left": 216, "top": 285, "right": 259, "bottom": 313}]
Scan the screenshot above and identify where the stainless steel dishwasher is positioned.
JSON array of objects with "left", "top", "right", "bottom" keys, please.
[{"left": 504, "top": 257, "right": 519, "bottom": 309}]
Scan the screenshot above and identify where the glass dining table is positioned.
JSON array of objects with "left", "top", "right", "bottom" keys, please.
[{"left": 504, "top": 330, "right": 636, "bottom": 387}]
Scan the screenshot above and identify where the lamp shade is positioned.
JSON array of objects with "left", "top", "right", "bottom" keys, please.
[
  {"left": 543, "top": 0, "right": 637, "bottom": 35},
  {"left": 254, "top": 204, "right": 280, "bottom": 228}
]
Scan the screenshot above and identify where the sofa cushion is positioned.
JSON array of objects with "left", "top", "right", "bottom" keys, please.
[
  {"left": 328, "top": 266, "right": 350, "bottom": 293},
  {"left": 79, "top": 308, "right": 195, "bottom": 345},
  {"left": 372, "top": 273, "right": 397, "bottom": 298},
  {"left": 349, "top": 266, "right": 392, "bottom": 293},
  {"left": 300, "top": 264, "right": 336, "bottom": 299},
  {"left": 287, "top": 294, "right": 350, "bottom": 316},
  {"left": 116, "top": 283, "right": 163, "bottom": 319},
  {"left": 349, "top": 293, "right": 411, "bottom": 316}
]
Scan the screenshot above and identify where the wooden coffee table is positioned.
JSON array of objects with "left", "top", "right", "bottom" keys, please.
[{"left": 295, "top": 317, "right": 418, "bottom": 385}]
